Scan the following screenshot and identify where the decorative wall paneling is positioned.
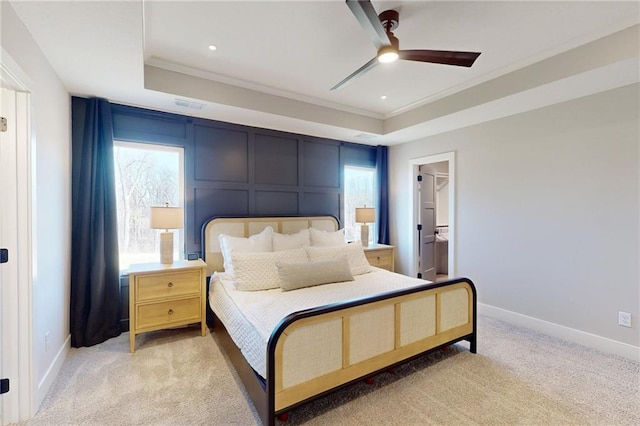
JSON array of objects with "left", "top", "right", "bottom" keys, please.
[{"left": 104, "top": 101, "right": 377, "bottom": 259}]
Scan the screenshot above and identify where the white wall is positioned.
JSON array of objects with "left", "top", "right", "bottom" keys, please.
[
  {"left": 1, "top": 1, "right": 71, "bottom": 412},
  {"left": 389, "top": 84, "right": 639, "bottom": 352},
  {"left": 437, "top": 181, "right": 449, "bottom": 226},
  {"left": 436, "top": 182, "right": 449, "bottom": 225},
  {"left": 428, "top": 161, "right": 450, "bottom": 226}
]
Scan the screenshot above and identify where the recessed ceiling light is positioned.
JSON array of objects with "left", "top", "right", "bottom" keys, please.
[
  {"left": 208, "top": 45, "right": 217, "bottom": 51},
  {"left": 380, "top": 95, "right": 387, "bottom": 100}
]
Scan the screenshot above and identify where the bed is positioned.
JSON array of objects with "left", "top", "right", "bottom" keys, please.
[{"left": 202, "top": 216, "right": 476, "bottom": 425}]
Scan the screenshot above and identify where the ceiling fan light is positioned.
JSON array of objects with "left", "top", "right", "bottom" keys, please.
[{"left": 377, "top": 46, "right": 399, "bottom": 63}]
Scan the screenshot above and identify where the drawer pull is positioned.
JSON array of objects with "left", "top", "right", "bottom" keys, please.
[
  {"left": 167, "top": 282, "right": 174, "bottom": 288},
  {"left": 168, "top": 309, "right": 174, "bottom": 315}
]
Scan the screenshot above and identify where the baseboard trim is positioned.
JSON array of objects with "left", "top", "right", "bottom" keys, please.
[
  {"left": 35, "top": 334, "right": 71, "bottom": 412},
  {"left": 120, "top": 318, "right": 130, "bottom": 333},
  {"left": 478, "top": 303, "right": 640, "bottom": 362}
]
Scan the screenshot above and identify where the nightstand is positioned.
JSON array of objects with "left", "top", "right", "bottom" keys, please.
[
  {"left": 364, "top": 244, "right": 395, "bottom": 271},
  {"left": 128, "top": 259, "right": 207, "bottom": 353}
]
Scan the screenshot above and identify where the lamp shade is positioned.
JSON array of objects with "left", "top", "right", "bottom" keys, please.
[
  {"left": 355, "top": 207, "right": 375, "bottom": 224},
  {"left": 150, "top": 206, "right": 183, "bottom": 230}
]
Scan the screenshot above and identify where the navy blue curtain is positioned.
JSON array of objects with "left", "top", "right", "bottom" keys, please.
[
  {"left": 376, "top": 145, "right": 390, "bottom": 244},
  {"left": 70, "top": 97, "right": 121, "bottom": 347}
]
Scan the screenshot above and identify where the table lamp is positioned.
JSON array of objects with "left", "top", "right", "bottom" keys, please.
[
  {"left": 355, "top": 206, "right": 375, "bottom": 247},
  {"left": 150, "top": 203, "right": 184, "bottom": 264}
]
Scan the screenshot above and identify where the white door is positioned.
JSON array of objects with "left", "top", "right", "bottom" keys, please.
[
  {"left": 0, "top": 86, "right": 32, "bottom": 423},
  {"left": 418, "top": 165, "right": 437, "bottom": 281},
  {"left": 0, "top": 87, "right": 20, "bottom": 423}
]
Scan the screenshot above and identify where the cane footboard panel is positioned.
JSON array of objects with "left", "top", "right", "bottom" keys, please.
[{"left": 270, "top": 280, "right": 475, "bottom": 413}]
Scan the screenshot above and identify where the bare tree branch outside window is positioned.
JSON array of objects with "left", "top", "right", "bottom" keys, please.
[
  {"left": 113, "top": 142, "right": 183, "bottom": 269},
  {"left": 344, "top": 166, "right": 376, "bottom": 243}
]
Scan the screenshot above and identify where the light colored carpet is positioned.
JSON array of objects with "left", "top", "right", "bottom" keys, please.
[{"left": 20, "top": 315, "right": 639, "bottom": 425}]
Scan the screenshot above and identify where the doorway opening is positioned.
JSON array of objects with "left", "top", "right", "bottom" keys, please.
[{"left": 409, "top": 152, "right": 455, "bottom": 280}]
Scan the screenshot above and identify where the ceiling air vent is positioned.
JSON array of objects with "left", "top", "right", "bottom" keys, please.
[
  {"left": 355, "top": 133, "right": 377, "bottom": 140},
  {"left": 174, "top": 99, "right": 204, "bottom": 110}
]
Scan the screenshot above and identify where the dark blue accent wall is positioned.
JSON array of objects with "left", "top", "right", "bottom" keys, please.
[{"left": 73, "top": 98, "right": 377, "bottom": 257}]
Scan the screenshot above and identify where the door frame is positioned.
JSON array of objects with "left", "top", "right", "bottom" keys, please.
[
  {"left": 409, "top": 152, "right": 455, "bottom": 278},
  {"left": 1, "top": 49, "right": 34, "bottom": 423}
]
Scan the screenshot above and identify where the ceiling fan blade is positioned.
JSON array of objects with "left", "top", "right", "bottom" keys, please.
[
  {"left": 331, "top": 57, "right": 379, "bottom": 90},
  {"left": 346, "top": 0, "right": 391, "bottom": 50},
  {"left": 399, "top": 50, "right": 481, "bottom": 67}
]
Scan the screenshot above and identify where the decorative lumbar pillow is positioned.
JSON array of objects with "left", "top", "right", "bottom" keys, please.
[
  {"left": 219, "top": 226, "right": 273, "bottom": 275},
  {"left": 305, "top": 241, "right": 372, "bottom": 275},
  {"left": 231, "top": 248, "right": 308, "bottom": 291},
  {"left": 309, "top": 227, "right": 347, "bottom": 246},
  {"left": 273, "top": 228, "right": 311, "bottom": 251},
  {"left": 277, "top": 256, "right": 354, "bottom": 291}
]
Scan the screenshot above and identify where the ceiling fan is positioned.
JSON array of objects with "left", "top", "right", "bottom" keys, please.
[{"left": 332, "top": 0, "right": 481, "bottom": 90}]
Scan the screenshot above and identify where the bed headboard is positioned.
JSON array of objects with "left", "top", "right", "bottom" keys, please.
[{"left": 201, "top": 216, "right": 339, "bottom": 276}]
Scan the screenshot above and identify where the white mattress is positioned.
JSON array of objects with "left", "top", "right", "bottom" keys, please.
[{"left": 209, "top": 268, "right": 429, "bottom": 378}]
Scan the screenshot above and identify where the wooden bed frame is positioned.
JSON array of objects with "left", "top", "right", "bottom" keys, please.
[{"left": 202, "top": 216, "right": 477, "bottom": 425}]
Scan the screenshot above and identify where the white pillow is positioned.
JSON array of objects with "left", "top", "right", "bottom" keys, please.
[
  {"left": 305, "top": 241, "right": 372, "bottom": 276},
  {"left": 231, "top": 248, "right": 308, "bottom": 291},
  {"left": 309, "top": 227, "right": 346, "bottom": 246},
  {"left": 277, "top": 256, "right": 354, "bottom": 291},
  {"left": 273, "top": 228, "right": 311, "bottom": 251},
  {"left": 219, "top": 226, "right": 273, "bottom": 275}
]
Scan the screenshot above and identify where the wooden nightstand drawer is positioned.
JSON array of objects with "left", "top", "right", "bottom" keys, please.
[
  {"left": 365, "top": 250, "right": 392, "bottom": 269},
  {"left": 136, "top": 297, "right": 201, "bottom": 330},
  {"left": 364, "top": 244, "right": 395, "bottom": 272},
  {"left": 136, "top": 270, "right": 201, "bottom": 302}
]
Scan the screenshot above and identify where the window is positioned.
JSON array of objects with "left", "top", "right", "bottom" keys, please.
[
  {"left": 343, "top": 165, "right": 376, "bottom": 243},
  {"left": 113, "top": 142, "right": 184, "bottom": 270}
]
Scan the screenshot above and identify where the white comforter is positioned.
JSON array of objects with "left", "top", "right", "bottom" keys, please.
[{"left": 209, "top": 268, "right": 429, "bottom": 378}]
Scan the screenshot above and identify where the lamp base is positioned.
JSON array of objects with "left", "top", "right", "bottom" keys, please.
[
  {"left": 159, "top": 232, "right": 174, "bottom": 264},
  {"left": 360, "top": 224, "right": 370, "bottom": 247}
]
